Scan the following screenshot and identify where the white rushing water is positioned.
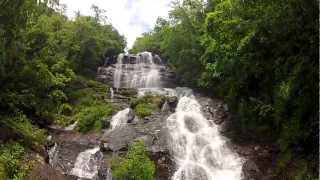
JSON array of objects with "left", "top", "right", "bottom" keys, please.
[
  {"left": 167, "top": 93, "right": 243, "bottom": 180},
  {"left": 48, "top": 143, "right": 58, "bottom": 166},
  {"left": 113, "top": 53, "right": 124, "bottom": 89},
  {"left": 106, "top": 168, "right": 113, "bottom": 180},
  {"left": 71, "top": 147, "right": 102, "bottom": 179},
  {"left": 110, "top": 108, "right": 131, "bottom": 129},
  {"left": 112, "top": 52, "right": 162, "bottom": 88},
  {"left": 110, "top": 87, "right": 114, "bottom": 102}
]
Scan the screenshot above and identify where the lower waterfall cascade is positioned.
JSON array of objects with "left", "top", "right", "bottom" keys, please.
[{"left": 167, "top": 93, "right": 243, "bottom": 180}]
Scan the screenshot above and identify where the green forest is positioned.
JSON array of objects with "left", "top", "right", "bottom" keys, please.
[
  {"left": 131, "top": 0, "right": 318, "bottom": 178},
  {"left": 0, "top": 0, "right": 125, "bottom": 179},
  {"left": 0, "top": 0, "right": 318, "bottom": 179}
]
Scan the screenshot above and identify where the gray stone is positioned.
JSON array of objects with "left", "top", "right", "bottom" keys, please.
[
  {"left": 161, "top": 101, "right": 171, "bottom": 113},
  {"left": 242, "top": 159, "right": 261, "bottom": 179},
  {"left": 101, "top": 126, "right": 137, "bottom": 151}
]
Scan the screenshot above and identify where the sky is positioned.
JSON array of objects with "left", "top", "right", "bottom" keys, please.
[{"left": 60, "top": 0, "right": 173, "bottom": 49}]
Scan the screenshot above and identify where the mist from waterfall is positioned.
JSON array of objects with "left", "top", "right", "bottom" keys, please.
[
  {"left": 112, "top": 52, "right": 162, "bottom": 88},
  {"left": 167, "top": 91, "right": 243, "bottom": 180}
]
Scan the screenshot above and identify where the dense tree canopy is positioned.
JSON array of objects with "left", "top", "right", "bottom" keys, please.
[
  {"left": 130, "top": 0, "right": 319, "bottom": 178},
  {"left": 0, "top": 1, "right": 125, "bottom": 178},
  {"left": 0, "top": 0, "right": 125, "bottom": 122}
]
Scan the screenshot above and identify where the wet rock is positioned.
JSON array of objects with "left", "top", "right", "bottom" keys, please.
[
  {"left": 165, "top": 96, "right": 178, "bottom": 112},
  {"left": 242, "top": 159, "right": 261, "bottom": 180},
  {"left": 214, "top": 118, "right": 224, "bottom": 125},
  {"left": 161, "top": 101, "right": 171, "bottom": 113},
  {"left": 116, "top": 88, "right": 138, "bottom": 97},
  {"left": 103, "top": 56, "right": 117, "bottom": 65},
  {"left": 132, "top": 116, "right": 140, "bottom": 124},
  {"left": 150, "top": 151, "right": 174, "bottom": 180},
  {"left": 134, "top": 135, "right": 154, "bottom": 148},
  {"left": 104, "top": 120, "right": 111, "bottom": 129},
  {"left": 96, "top": 67, "right": 114, "bottom": 84},
  {"left": 100, "top": 143, "right": 112, "bottom": 152},
  {"left": 101, "top": 126, "right": 137, "bottom": 151},
  {"left": 27, "top": 164, "right": 77, "bottom": 180}
]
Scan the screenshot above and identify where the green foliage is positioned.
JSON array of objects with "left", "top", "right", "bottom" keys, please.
[
  {"left": 54, "top": 76, "right": 114, "bottom": 132},
  {"left": 0, "top": 142, "right": 28, "bottom": 180},
  {"left": 131, "top": 95, "right": 164, "bottom": 118},
  {"left": 76, "top": 103, "right": 113, "bottom": 133},
  {"left": 0, "top": 115, "right": 46, "bottom": 148},
  {"left": 58, "top": 103, "right": 73, "bottom": 116},
  {"left": 134, "top": 104, "right": 154, "bottom": 119},
  {"left": 130, "top": 0, "right": 318, "bottom": 177},
  {"left": 130, "top": 1, "right": 205, "bottom": 85},
  {"left": 71, "top": 15, "right": 126, "bottom": 77},
  {"left": 0, "top": 1, "right": 124, "bottom": 178},
  {"left": 111, "top": 141, "right": 155, "bottom": 180}
]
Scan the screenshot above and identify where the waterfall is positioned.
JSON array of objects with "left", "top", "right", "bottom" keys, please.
[
  {"left": 110, "top": 108, "right": 131, "bottom": 129},
  {"left": 167, "top": 93, "right": 243, "bottom": 180},
  {"left": 48, "top": 143, "right": 58, "bottom": 166},
  {"left": 113, "top": 53, "right": 124, "bottom": 89},
  {"left": 110, "top": 87, "right": 114, "bottom": 102},
  {"left": 112, "top": 52, "right": 162, "bottom": 88},
  {"left": 106, "top": 168, "right": 113, "bottom": 180},
  {"left": 70, "top": 147, "right": 102, "bottom": 179}
]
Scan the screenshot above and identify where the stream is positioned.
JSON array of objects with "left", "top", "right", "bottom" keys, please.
[{"left": 48, "top": 52, "right": 244, "bottom": 180}]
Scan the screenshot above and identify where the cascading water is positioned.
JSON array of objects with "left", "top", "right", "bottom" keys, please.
[
  {"left": 110, "top": 108, "right": 130, "bottom": 129},
  {"left": 110, "top": 87, "right": 114, "bottom": 102},
  {"left": 113, "top": 53, "right": 124, "bottom": 89},
  {"left": 98, "top": 52, "right": 243, "bottom": 179},
  {"left": 106, "top": 168, "right": 113, "bottom": 180},
  {"left": 167, "top": 92, "right": 243, "bottom": 180},
  {"left": 112, "top": 52, "right": 162, "bottom": 88},
  {"left": 70, "top": 147, "right": 102, "bottom": 179}
]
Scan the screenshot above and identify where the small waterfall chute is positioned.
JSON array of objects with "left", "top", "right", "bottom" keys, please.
[
  {"left": 70, "top": 147, "right": 102, "bottom": 179},
  {"left": 113, "top": 53, "right": 124, "bottom": 89},
  {"left": 110, "top": 108, "right": 131, "bottom": 129}
]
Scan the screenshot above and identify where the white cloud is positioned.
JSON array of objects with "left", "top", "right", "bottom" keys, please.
[{"left": 60, "top": 0, "right": 173, "bottom": 49}]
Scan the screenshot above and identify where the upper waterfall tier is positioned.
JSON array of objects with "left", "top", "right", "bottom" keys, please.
[
  {"left": 97, "top": 52, "right": 176, "bottom": 88},
  {"left": 104, "top": 52, "right": 163, "bottom": 65}
]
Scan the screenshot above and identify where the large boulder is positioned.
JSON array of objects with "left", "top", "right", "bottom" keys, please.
[{"left": 100, "top": 126, "right": 137, "bottom": 152}]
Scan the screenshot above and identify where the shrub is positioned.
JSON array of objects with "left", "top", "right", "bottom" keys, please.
[
  {"left": 135, "top": 104, "right": 153, "bottom": 118},
  {"left": 0, "top": 142, "right": 28, "bottom": 180},
  {"left": 111, "top": 141, "right": 155, "bottom": 180},
  {"left": 76, "top": 103, "right": 113, "bottom": 133},
  {"left": 131, "top": 95, "right": 164, "bottom": 118},
  {"left": 56, "top": 76, "right": 113, "bottom": 129},
  {"left": 58, "top": 103, "right": 73, "bottom": 115},
  {"left": 0, "top": 115, "right": 46, "bottom": 147}
]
